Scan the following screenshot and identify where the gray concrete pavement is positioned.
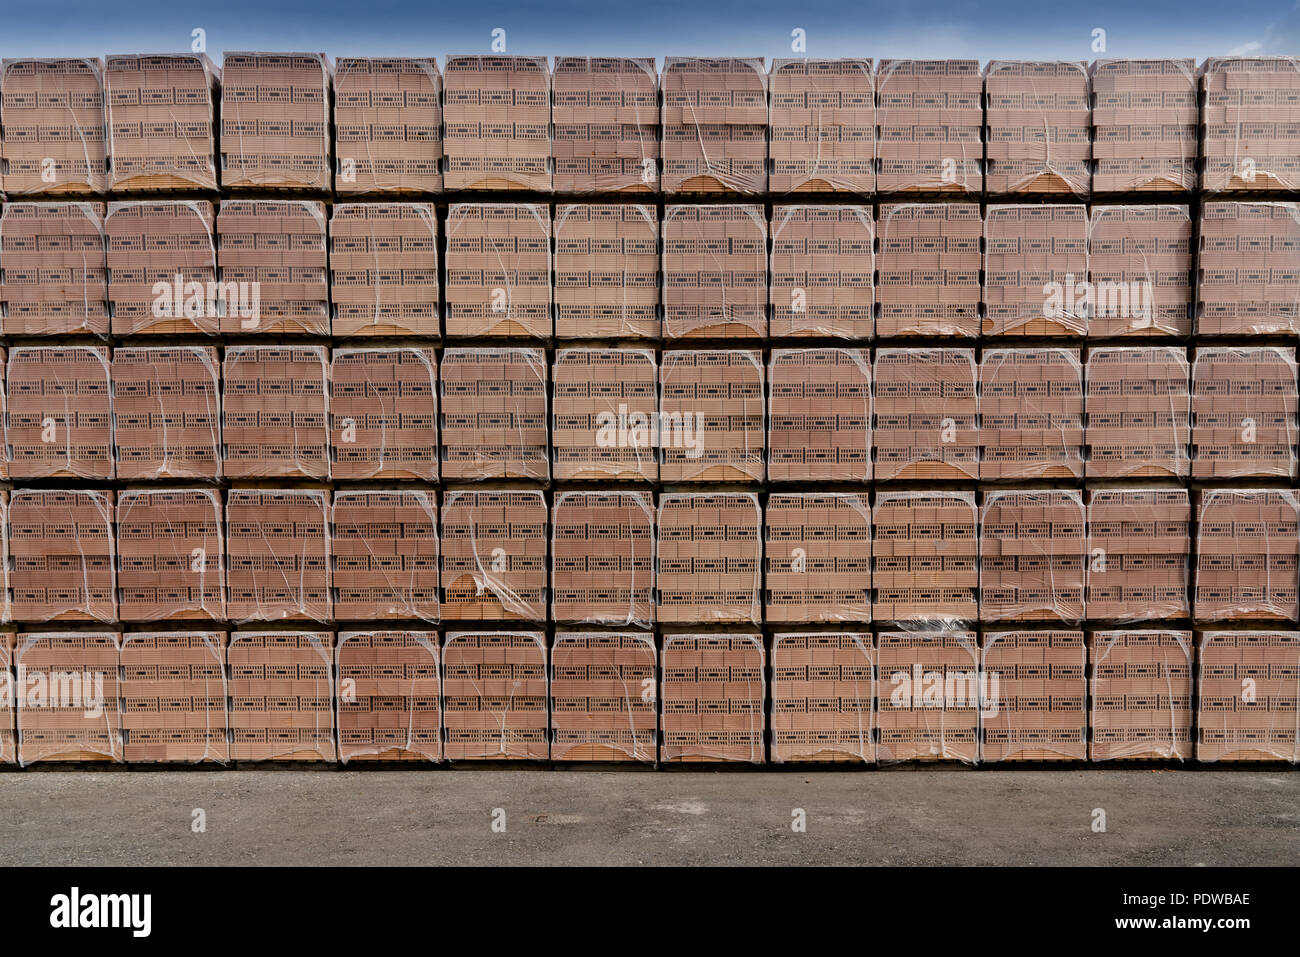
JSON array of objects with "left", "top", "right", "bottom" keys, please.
[{"left": 0, "top": 768, "right": 1297, "bottom": 866}]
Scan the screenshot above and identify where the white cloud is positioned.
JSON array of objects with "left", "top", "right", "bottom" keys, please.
[{"left": 1228, "top": 40, "right": 1263, "bottom": 54}]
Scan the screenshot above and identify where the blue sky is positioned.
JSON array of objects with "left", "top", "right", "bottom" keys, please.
[{"left": 1, "top": 0, "right": 1297, "bottom": 61}]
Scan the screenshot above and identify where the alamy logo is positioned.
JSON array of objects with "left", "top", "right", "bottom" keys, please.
[
  {"left": 889, "top": 664, "right": 1001, "bottom": 718},
  {"left": 50, "top": 887, "right": 152, "bottom": 938},
  {"left": 0, "top": 667, "right": 105, "bottom": 718},
  {"left": 1043, "top": 273, "right": 1152, "bottom": 323},
  {"left": 151, "top": 273, "right": 261, "bottom": 328},
  {"left": 596, "top": 404, "right": 705, "bottom": 460}
]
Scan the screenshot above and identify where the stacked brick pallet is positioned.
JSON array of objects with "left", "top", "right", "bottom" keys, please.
[
  {"left": 112, "top": 346, "right": 221, "bottom": 479},
  {"left": 219, "top": 52, "right": 330, "bottom": 190},
  {"left": 876, "top": 203, "right": 981, "bottom": 337},
  {"left": 440, "top": 490, "right": 546, "bottom": 621},
  {"left": 768, "top": 58, "right": 874, "bottom": 193},
  {"left": 978, "top": 349, "right": 1083, "bottom": 480},
  {"left": 872, "top": 491, "right": 978, "bottom": 621},
  {"left": 215, "top": 200, "right": 329, "bottom": 335},
  {"left": 661, "top": 57, "right": 766, "bottom": 194},
  {"left": 1085, "top": 347, "right": 1190, "bottom": 477},
  {"left": 1191, "top": 347, "right": 1298, "bottom": 479},
  {"left": 222, "top": 346, "right": 329, "bottom": 478},
  {"left": 1090, "top": 59, "right": 1197, "bottom": 192},
  {"left": 981, "top": 630, "right": 1086, "bottom": 762},
  {"left": 1198, "top": 202, "right": 1300, "bottom": 336},
  {"left": 551, "top": 490, "right": 655, "bottom": 626},
  {"left": 657, "top": 493, "right": 761, "bottom": 624},
  {"left": 121, "top": 632, "right": 229, "bottom": 763},
  {"left": 769, "top": 206, "right": 874, "bottom": 338},
  {"left": 552, "top": 57, "right": 658, "bottom": 193},
  {"left": 980, "top": 491, "right": 1086, "bottom": 623},
  {"left": 1089, "top": 630, "right": 1193, "bottom": 761},
  {"left": 329, "top": 347, "right": 438, "bottom": 480},
  {"left": 445, "top": 203, "right": 551, "bottom": 338},
  {"left": 1202, "top": 56, "right": 1300, "bottom": 191},
  {"left": 333, "top": 57, "right": 442, "bottom": 194},
  {"left": 14, "top": 632, "right": 121, "bottom": 764},
  {"left": 331, "top": 491, "right": 439, "bottom": 621},
  {"left": 0, "top": 202, "right": 109, "bottom": 335},
  {"left": 875, "top": 59, "right": 982, "bottom": 192},
  {"left": 873, "top": 349, "right": 978, "bottom": 480},
  {"left": 1194, "top": 489, "right": 1300, "bottom": 623},
  {"left": 1085, "top": 489, "right": 1191, "bottom": 622},
  {"left": 9, "top": 489, "right": 115, "bottom": 623},
  {"left": 552, "top": 348, "right": 657, "bottom": 481},
  {"left": 551, "top": 631, "right": 656, "bottom": 762},
  {"left": 984, "top": 204, "right": 1089, "bottom": 335},
  {"left": 116, "top": 488, "right": 225, "bottom": 621},
  {"left": 0, "top": 57, "right": 108, "bottom": 193},
  {"left": 442, "top": 55, "right": 550, "bottom": 191},
  {"left": 336, "top": 631, "right": 441, "bottom": 763},
  {"left": 438, "top": 348, "right": 548, "bottom": 480},
  {"left": 228, "top": 632, "right": 335, "bottom": 761},
  {"left": 984, "top": 60, "right": 1090, "bottom": 195},
  {"left": 877, "top": 630, "right": 980, "bottom": 763},
  {"left": 662, "top": 205, "right": 767, "bottom": 338},
  {"left": 1197, "top": 632, "right": 1300, "bottom": 763},
  {"left": 770, "top": 633, "right": 874, "bottom": 762},
  {"left": 659, "top": 350, "right": 764, "bottom": 482},
  {"left": 106, "top": 200, "right": 217, "bottom": 335},
  {"left": 6, "top": 345, "right": 112, "bottom": 479},
  {"left": 662, "top": 633, "right": 764, "bottom": 763},
  {"left": 329, "top": 203, "right": 439, "bottom": 336},
  {"left": 765, "top": 493, "right": 871, "bottom": 623},
  {"left": 225, "top": 490, "right": 331, "bottom": 622},
  {"left": 1088, "top": 205, "right": 1194, "bottom": 337},
  {"left": 554, "top": 204, "right": 658, "bottom": 338},
  {"left": 442, "top": 631, "right": 548, "bottom": 760},
  {"left": 105, "top": 53, "right": 219, "bottom": 191},
  {"left": 768, "top": 349, "right": 871, "bottom": 482}
]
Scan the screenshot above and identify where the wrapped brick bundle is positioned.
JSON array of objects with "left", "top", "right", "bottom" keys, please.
[
  {"left": 1194, "top": 489, "right": 1300, "bottom": 623},
  {"left": 551, "top": 632, "right": 656, "bottom": 762},
  {"left": 0, "top": 58, "right": 107, "bottom": 193},
  {"left": 336, "top": 631, "right": 441, "bottom": 764},
  {"left": 984, "top": 60, "right": 1090, "bottom": 195},
  {"left": 661, "top": 57, "right": 767, "bottom": 194},
  {"left": 0, "top": 202, "right": 108, "bottom": 336},
  {"left": 765, "top": 493, "right": 871, "bottom": 623},
  {"left": 872, "top": 491, "right": 978, "bottom": 622},
  {"left": 770, "top": 206, "right": 873, "bottom": 339},
  {"left": 112, "top": 346, "right": 221, "bottom": 480},
  {"left": 1090, "top": 59, "right": 1197, "bottom": 192},
  {"left": 657, "top": 493, "right": 761, "bottom": 625},
  {"left": 439, "top": 347, "right": 548, "bottom": 481},
  {"left": 551, "top": 490, "right": 654, "bottom": 627},
  {"left": 329, "top": 347, "right": 437, "bottom": 481},
  {"left": 1191, "top": 346, "right": 1298, "bottom": 480},
  {"left": 984, "top": 204, "right": 1089, "bottom": 336},
  {"left": 876, "top": 203, "right": 981, "bottom": 337},
  {"left": 876, "top": 629, "right": 979, "bottom": 764},
  {"left": 659, "top": 350, "right": 764, "bottom": 483},
  {"left": 220, "top": 52, "right": 331, "bottom": 190},
  {"left": 553, "top": 56, "right": 658, "bottom": 193},
  {"left": 872, "top": 348, "right": 978, "bottom": 480},
  {"left": 106, "top": 200, "right": 217, "bottom": 335},
  {"left": 661, "top": 633, "right": 764, "bottom": 763},
  {"left": 552, "top": 348, "right": 657, "bottom": 482},
  {"left": 768, "top": 348, "right": 871, "bottom": 482},
  {"left": 215, "top": 199, "right": 329, "bottom": 335},
  {"left": 331, "top": 491, "right": 439, "bottom": 622},
  {"left": 554, "top": 204, "right": 658, "bottom": 338},
  {"left": 1086, "top": 489, "right": 1191, "bottom": 622},
  {"left": 222, "top": 345, "right": 329, "bottom": 479},
  {"left": 445, "top": 203, "right": 551, "bottom": 338},
  {"left": 330, "top": 203, "right": 439, "bottom": 337},
  {"left": 663, "top": 204, "right": 767, "bottom": 339},
  {"left": 769, "top": 58, "right": 874, "bottom": 193},
  {"left": 1088, "top": 205, "right": 1193, "bottom": 338},
  {"left": 443, "top": 55, "right": 550, "bottom": 191},
  {"left": 121, "top": 632, "right": 229, "bottom": 764},
  {"left": 334, "top": 57, "right": 442, "bottom": 194},
  {"left": 6, "top": 345, "right": 112, "bottom": 479},
  {"left": 225, "top": 490, "right": 331, "bottom": 623},
  {"left": 228, "top": 632, "right": 335, "bottom": 761},
  {"left": 1084, "top": 346, "right": 1190, "bottom": 478},
  {"left": 875, "top": 59, "right": 982, "bottom": 192},
  {"left": 116, "top": 488, "right": 225, "bottom": 622},
  {"left": 981, "top": 630, "right": 1086, "bottom": 763},
  {"left": 15, "top": 632, "right": 121, "bottom": 765},
  {"left": 440, "top": 489, "right": 546, "bottom": 622},
  {"left": 1089, "top": 630, "right": 1192, "bottom": 761},
  {"left": 9, "top": 490, "right": 115, "bottom": 623},
  {"left": 105, "top": 53, "right": 219, "bottom": 191},
  {"left": 1197, "top": 202, "right": 1300, "bottom": 337},
  {"left": 442, "top": 631, "right": 548, "bottom": 760},
  {"left": 978, "top": 349, "right": 1083, "bottom": 480},
  {"left": 771, "top": 633, "right": 874, "bottom": 763},
  {"left": 1197, "top": 632, "right": 1300, "bottom": 763},
  {"left": 980, "top": 490, "right": 1086, "bottom": 623},
  {"left": 1202, "top": 56, "right": 1300, "bottom": 191}
]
